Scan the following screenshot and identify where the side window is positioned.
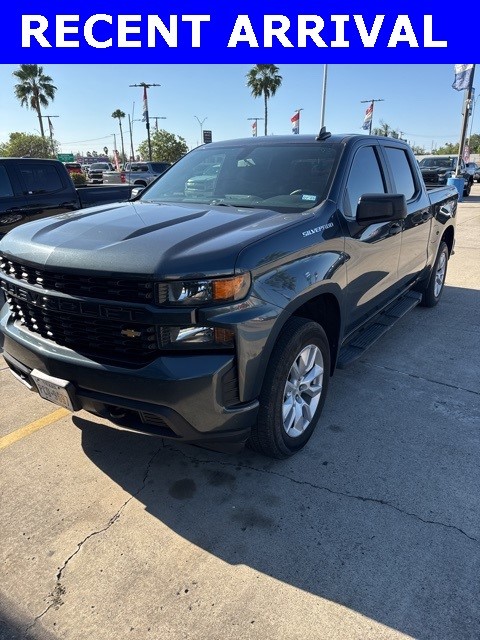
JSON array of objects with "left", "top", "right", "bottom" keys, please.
[
  {"left": 384, "top": 147, "right": 417, "bottom": 201},
  {"left": 19, "top": 164, "right": 64, "bottom": 194},
  {"left": 345, "top": 146, "right": 386, "bottom": 218},
  {"left": 0, "top": 166, "right": 14, "bottom": 198}
]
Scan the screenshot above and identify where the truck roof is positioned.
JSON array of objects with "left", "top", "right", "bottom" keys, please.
[
  {"left": 0, "top": 157, "right": 61, "bottom": 163},
  {"left": 201, "top": 134, "right": 411, "bottom": 148}
]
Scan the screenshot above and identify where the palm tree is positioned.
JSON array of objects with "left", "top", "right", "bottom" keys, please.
[
  {"left": 13, "top": 65, "right": 57, "bottom": 139},
  {"left": 246, "top": 64, "right": 282, "bottom": 136},
  {"left": 112, "top": 109, "right": 126, "bottom": 164}
]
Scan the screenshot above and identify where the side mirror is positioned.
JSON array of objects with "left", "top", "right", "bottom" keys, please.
[
  {"left": 356, "top": 193, "right": 407, "bottom": 225},
  {"left": 130, "top": 187, "right": 144, "bottom": 199}
]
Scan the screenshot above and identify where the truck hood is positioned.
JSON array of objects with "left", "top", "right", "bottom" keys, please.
[{"left": 0, "top": 201, "right": 303, "bottom": 277}]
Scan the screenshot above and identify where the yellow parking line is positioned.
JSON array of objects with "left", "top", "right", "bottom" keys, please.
[{"left": 0, "top": 408, "right": 70, "bottom": 451}]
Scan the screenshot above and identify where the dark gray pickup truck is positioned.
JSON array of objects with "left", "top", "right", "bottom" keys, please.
[
  {"left": 0, "top": 134, "right": 457, "bottom": 458},
  {"left": 0, "top": 158, "right": 135, "bottom": 239}
]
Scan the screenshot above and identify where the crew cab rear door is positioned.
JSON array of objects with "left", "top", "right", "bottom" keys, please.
[
  {"left": 340, "top": 143, "right": 402, "bottom": 334},
  {"left": 381, "top": 145, "right": 432, "bottom": 287}
]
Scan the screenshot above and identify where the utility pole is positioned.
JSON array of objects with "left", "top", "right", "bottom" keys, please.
[
  {"left": 456, "top": 65, "right": 476, "bottom": 175},
  {"left": 360, "top": 98, "right": 384, "bottom": 134},
  {"left": 129, "top": 83, "right": 160, "bottom": 161},
  {"left": 467, "top": 89, "right": 478, "bottom": 147},
  {"left": 40, "top": 115, "right": 59, "bottom": 156},
  {"left": 194, "top": 116, "right": 207, "bottom": 145},
  {"left": 150, "top": 116, "right": 167, "bottom": 131},
  {"left": 247, "top": 117, "right": 264, "bottom": 137},
  {"left": 128, "top": 114, "right": 135, "bottom": 162}
]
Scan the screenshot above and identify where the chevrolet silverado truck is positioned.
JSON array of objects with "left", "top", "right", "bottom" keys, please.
[
  {"left": 0, "top": 134, "right": 457, "bottom": 458},
  {"left": 0, "top": 158, "right": 135, "bottom": 239},
  {"left": 103, "top": 162, "right": 171, "bottom": 187}
]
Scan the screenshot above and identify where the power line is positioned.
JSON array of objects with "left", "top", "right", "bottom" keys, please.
[{"left": 59, "top": 135, "right": 114, "bottom": 145}]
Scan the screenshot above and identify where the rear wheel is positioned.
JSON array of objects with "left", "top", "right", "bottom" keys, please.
[
  {"left": 248, "top": 317, "right": 330, "bottom": 459},
  {"left": 420, "top": 241, "right": 449, "bottom": 307}
]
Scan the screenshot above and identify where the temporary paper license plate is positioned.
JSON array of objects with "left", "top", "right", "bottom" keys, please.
[{"left": 31, "top": 370, "right": 75, "bottom": 412}]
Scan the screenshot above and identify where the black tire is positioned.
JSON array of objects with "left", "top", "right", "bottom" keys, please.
[
  {"left": 463, "top": 180, "right": 472, "bottom": 197},
  {"left": 248, "top": 317, "right": 330, "bottom": 459},
  {"left": 420, "top": 241, "right": 449, "bottom": 307}
]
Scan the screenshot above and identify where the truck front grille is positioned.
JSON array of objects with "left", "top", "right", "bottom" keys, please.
[
  {"left": 0, "top": 256, "right": 168, "bottom": 304},
  {"left": 7, "top": 297, "right": 164, "bottom": 366}
]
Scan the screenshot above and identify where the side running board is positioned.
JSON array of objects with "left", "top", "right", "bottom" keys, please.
[{"left": 337, "top": 291, "right": 422, "bottom": 369}]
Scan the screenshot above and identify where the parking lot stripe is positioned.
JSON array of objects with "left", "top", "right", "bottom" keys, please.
[{"left": 0, "top": 408, "right": 70, "bottom": 451}]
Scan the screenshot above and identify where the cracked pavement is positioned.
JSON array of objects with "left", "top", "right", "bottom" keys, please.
[{"left": 1, "top": 187, "right": 480, "bottom": 639}]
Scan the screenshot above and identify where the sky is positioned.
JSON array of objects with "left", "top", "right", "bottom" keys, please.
[{"left": 0, "top": 64, "right": 475, "bottom": 156}]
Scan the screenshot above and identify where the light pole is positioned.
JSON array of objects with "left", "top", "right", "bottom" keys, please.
[
  {"left": 129, "top": 83, "right": 161, "bottom": 161},
  {"left": 467, "top": 91, "right": 478, "bottom": 146},
  {"left": 247, "top": 117, "right": 263, "bottom": 137},
  {"left": 194, "top": 116, "right": 207, "bottom": 145},
  {"left": 320, "top": 64, "right": 328, "bottom": 129},
  {"left": 455, "top": 66, "right": 475, "bottom": 175}
]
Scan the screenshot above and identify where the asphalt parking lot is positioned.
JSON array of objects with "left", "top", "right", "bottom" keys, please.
[{"left": 1, "top": 185, "right": 480, "bottom": 640}]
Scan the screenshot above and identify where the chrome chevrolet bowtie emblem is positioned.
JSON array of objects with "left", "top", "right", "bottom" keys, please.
[{"left": 121, "top": 328, "right": 142, "bottom": 338}]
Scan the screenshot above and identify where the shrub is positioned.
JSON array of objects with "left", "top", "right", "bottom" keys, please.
[{"left": 71, "top": 173, "right": 86, "bottom": 186}]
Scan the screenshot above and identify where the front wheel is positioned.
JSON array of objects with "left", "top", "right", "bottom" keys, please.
[
  {"left": 248, "top": 317, "right": 330, "bottom": 459},
  {"left": 420, "top": 241, "right": 449, "bottom": 307}
]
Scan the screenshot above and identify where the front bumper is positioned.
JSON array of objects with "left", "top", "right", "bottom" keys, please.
[{"left": 1, "top": 305, "right": 258, "bottom": 450}]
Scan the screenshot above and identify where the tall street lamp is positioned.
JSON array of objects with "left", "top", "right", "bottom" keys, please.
[{"left": 194, "top": 116, "right": 207, "bottom": 145}]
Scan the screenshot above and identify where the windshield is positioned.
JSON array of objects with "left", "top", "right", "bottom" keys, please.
[
  {"left": 419, "top": 157, "right": 455, "bottom": 169},
  {"left": 90, "top": 163, "right": 109, "bottom": 170},
  {"left": 139, "top": 142, "right": 340, "bottom": 212}
]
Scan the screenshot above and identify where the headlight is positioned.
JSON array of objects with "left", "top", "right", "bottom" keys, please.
[
  {"left": 159, "top": 326, "right": 235, "bottom": 350},
  {"left": 159, "top": 274, "right": 250, "bottom": 306}
]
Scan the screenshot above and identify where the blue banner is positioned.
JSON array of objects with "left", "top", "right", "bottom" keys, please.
[{"left": 1, "top": 0, "right": 475, "bottom": 63}]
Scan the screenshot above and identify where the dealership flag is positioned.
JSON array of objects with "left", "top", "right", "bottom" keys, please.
[
  {"left": 291, "top": 111, "right": 300, "bottom": 134},
  {"left": 251, "top": 120, "right": 257, "bottom": 137},
  {"left": 142, "top": 86, "right": 148, "bottom": 122},
  {"left": 452, "top": 64, "right": 474, "bottom": 91},
  {"left": 47, "top": 117, "right": 54, "bottom": 135},
  {"left": 362, "top": 102, "right": 373, "bottom": 130}
]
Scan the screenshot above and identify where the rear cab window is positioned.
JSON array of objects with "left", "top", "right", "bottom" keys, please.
[
  {"left": 18, "top": 163, "right": 65, "bottom": 194},
  {"left": 383, "top": 147, "right": 419, "bottom": 201},
  {"left": 0, "top": 165, "right": 15, "bottom": 198}
]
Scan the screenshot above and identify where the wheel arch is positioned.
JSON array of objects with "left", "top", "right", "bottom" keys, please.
[
  {"left": 248, "top": 286, "right": 343, "bottom": 401},
  {"left": 441, "top": 225, "right": 455, "bottom": 256}
]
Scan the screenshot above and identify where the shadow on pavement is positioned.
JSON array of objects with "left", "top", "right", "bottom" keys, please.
[{"left": 69, "top": 284, "right": 480, "bottom": 640}]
